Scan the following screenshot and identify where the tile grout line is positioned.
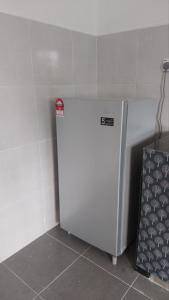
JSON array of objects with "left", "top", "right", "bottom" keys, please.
[
  {"left": 37, "top": 257, "right": 81, "bottom": 297},
  {"left": 3, "top": 230, "right": 144, "bottom": 300},
  {"left": 46, "top": 232, "right": 131, "bottom": 288},
  {"left": 71, "top": 30, "right": 76, "bottom": 96},
  {"left": 1, "top": 231, "right": 88, "bottom": 300},
  {"left": 46, "top": 232, "right": 82, "bottom": 255},
  {"left": 149, "top": 276, "right": 169, "bottom": 292},
  {"left": 36, "top": 245, "right": 91, "bottom": 298},
  {"left": 2, "top": 262, "right": 39, "bottom": 299},
  {"left": 120, "top": 274, "right": 140, "bottom": 300},
  {"left": 80, "top": 254, "right": 130, "bottom": 287},
  {"left": 0, "top": 136, "right": 55, "bottom": 154},
  {"left": 33, "top": 294, "right": 44, "bottom": 300},
  {"left": 1, "top": 237, "right": 89, "bottom": 300},
  {"left": 33, "top": 293, "right": 45, "bottom": 300},
  {"left": 132, "top": 286, "right": 154, "bottom": 300},
  {"left": 122, "top": 272, "right": 154, "bottom": 300}
]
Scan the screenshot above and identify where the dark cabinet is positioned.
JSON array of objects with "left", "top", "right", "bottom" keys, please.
[{"left": 136, "top": 136, "right": 169, "bottom": 282}]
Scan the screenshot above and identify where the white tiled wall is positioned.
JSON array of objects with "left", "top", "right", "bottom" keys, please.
[
  {"left": 97, "top": 25, "right": 169, "bottom": 131},
  {"left": 0, "top": 12, "right": 97, "bottom": 262}
]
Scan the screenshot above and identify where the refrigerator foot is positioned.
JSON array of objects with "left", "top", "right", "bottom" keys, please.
[{"left": 112, "top": 256, "right": 117, "bottom": 265}]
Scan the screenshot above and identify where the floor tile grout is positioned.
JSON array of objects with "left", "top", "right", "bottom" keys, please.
[
  {"left": 46, "top": 232, "right": 83, "bottom": 255},
  {"left": 2, "top": 232, "right": 90, "bottom": 300},
  {"left": 33, "top": 294, "right": 44, "bottom": 300},
  {"left": 3, "top": 228, "right": 154, "bottom": 300},
  {"left": 2, "top": 226, "right": 166, "bottom": 300},
  {"left": 120, "top": 274, "right": 140, "bottom": 300},
  {"left": 149, "top": 276, "right": 169, "bottom": 292},
  {"left": 36, "top": 245, "right": 91, "bottom": 298},
  {"left": 47, "top": 232, "right": 137, "bottom": 288},
  {"left": 35, "top": 294, "right": 46, "bottom": 300},
  {"left": 47, "top": 231, "right": 140, "bottom": 289},
  {"left": 2, "top": 262, "right": 39, "bottom": 299},
  {"left": 120, "top": 285, "right": 131, "bottom": 300},
  {"left": 37, "top": 256, "right": 81, "bottom": 297},
  {"left": 80, "top": 254, "right": 130, "bottom": 287},
  {"left": 125, "top": 272, "right": 154, "bottom": 300},
  {"left": 132, "top": 286, "right": 154, "bottom": 300}
]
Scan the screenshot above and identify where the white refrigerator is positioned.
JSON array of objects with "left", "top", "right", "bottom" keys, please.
[{"left": 56, "top": 98, "right": 157, "bottom": 264}]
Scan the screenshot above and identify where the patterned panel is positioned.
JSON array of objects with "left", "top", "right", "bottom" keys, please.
[{"left": 137, "top": 147, "right": 169, "bottom": 282}]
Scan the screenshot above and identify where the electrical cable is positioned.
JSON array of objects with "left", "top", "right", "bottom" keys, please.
[{"left": 156, "top": 70, "right": 167, "bottom": 140}]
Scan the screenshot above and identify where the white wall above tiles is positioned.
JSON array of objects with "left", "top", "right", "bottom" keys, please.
[
  {"left": 97, "top": 0, "right": 169, "bottom": 35},
  {"left": 0, "top": 0, "right": 97, "bottom": 35}
]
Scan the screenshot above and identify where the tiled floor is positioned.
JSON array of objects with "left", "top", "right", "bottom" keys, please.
[{"left": 1, "top": 226, "right": 169, "bottom": 300}]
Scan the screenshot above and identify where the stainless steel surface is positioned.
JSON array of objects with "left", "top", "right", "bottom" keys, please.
[
  {"left": 119, "top": 99, "right": 158, "bottom": 254},
  {"left": 56, "top": 98, "right": 157, "bottom": 257},
  {"left": 56, "top": 99, "right": 126, "bottom": 254}
]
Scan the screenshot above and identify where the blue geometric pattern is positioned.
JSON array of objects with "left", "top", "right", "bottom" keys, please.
[{"left": 136, "top": 147, "right": 169, "bottom": 282}]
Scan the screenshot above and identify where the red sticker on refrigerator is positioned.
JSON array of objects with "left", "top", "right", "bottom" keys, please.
[{"left": 56, "top": 98, "right": 64, "bottom": 117}]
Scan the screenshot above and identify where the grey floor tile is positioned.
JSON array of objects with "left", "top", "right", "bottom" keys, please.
[
  {"left": 0, "top": 264, "right": 35, "bottom": 300},
  {"left": 48, "top": 225, "right": 89, "bottom": 254},
  {"left": 4, "top": 234, "right": 78, "bottom": 293},
  {"left": 41, "top": 257, "right": 128, "bottom": 300},
  {"left": 133, "top": 275, "right": 169, "bottom": 300},
  {"left": 84, "top": 243, "right": 138, "bottom": 284},
  {"left": 124, "top": 288, "right": 149, "bottom": 300}
]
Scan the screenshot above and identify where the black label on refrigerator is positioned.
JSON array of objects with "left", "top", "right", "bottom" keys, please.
[{"left": 100, "top": 117, "right": 114, "bottom": 126}]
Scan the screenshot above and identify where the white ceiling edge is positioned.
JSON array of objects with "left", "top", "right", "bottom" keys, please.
[
  {"left": 0, "top": 0, "right": 168, "bottom": 36},
  {"left": 0, "top": 0, "right": 98, "bottom": 35},
  {"left": 96, "top": 0, "right": 169, "bottom": 36},
  {"left": 96, "top": 21, "right": 169, "bottom": 37}
]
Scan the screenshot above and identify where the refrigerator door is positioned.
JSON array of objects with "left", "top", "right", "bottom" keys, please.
[{"left": 56, "top": 98, "right": 127, "bottom": 255}]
